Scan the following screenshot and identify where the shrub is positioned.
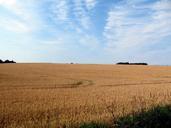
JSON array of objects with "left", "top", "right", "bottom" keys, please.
[{"left": 114, "top": 105, "right": 171, "bottom": 128}]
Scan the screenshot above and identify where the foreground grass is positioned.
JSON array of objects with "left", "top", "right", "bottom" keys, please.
[{"left": 80, "top": 105, "right": 171, "bottom": 128}]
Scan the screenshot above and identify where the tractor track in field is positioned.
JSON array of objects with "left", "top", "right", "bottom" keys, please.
[{"left": 102, "top": 81, "right": 171, "bottom": 87}]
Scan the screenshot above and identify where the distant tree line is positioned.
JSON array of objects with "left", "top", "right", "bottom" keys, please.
[
  {"left": 0, "top": 59, "right": 16, "bottom": 64},
  {"left": 116, "top": 62, "right": 148, "bottom": 65}
]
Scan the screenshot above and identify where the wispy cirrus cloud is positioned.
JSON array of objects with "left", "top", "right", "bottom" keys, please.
[
  {"left": 84, "top": 0, "right": 97, "bottom": 10},
  {"left": 0, "top": 18, "right": 30, "bottom": 33},
  {"left": 104, "top": 0, "right": 171, "bottom": 52},
  {"left": 49, "top": 0, "right": 97, "bottom": 30},
  {"left": 48, "top": 0, "right": 99, "bottom": 49},
  {"left": 0, "top": 0, "right": 18, "bottom": 12},
  {"left": 0, "top": 0, "right": 29, "bottom": 32},
  {"left": 51, "top": 0, "right": 69, "bottom": 22},
  {"left": 73, "top": 0, "right": 93, "bottom": 30},
  {"left": 0, "top": 0, "right": 43, "bottom": 33}
]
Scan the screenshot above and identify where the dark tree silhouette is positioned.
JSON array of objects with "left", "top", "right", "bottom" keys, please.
[
  {"left": 116, "top": 62, "right": 148, "bottom": 65},
  {"left": 0, "top": 59, "right": 3, "bottom": 63},
  {"left": 0, "top": 59, "right": 16, "bottom": 64},
  {"left": 117, "top": 62, "right": 129, "bottom": 65}
]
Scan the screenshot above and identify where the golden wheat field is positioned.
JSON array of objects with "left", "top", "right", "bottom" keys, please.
[{"left": 0, "top": 63, "right": 171, "bottom": 127}]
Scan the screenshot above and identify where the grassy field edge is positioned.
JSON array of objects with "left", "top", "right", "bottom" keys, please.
[{"left": 79, "top": 104, "right": 171, "bottom": 128}]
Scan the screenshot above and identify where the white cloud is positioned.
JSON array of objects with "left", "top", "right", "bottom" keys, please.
[
  {"left": 0, "top": 0, "right": 42, "bottom": 33},
  {"left": 153, "top": 0, "right": 171, "bottom": 10},
  {"left": 73, "top": 0, "right": 96, "bottom": 30},
  {"left": 0, "top": 0, "right": 16, "bottom": 6},
  {"left": 79, "top": 34, "right": 99, "bottom": 49},
  {"left": 51, "top": 0, "right": 69, "bottom": 22},
  {"left": 73, "top": 0, "right": 90, "bottom": 29},
  {"left": 0, "top": 0, "right": 30, "bottom": 20},
  {"left": 49, "top": 0, "right": 95, "bottom": 30},
  {"left": 104, "top": 0, "right": 171, "bottom": 51},
  {"left": 84, "top": 0, "right": 97, "bottom": 10},
  {"left": 0, "top": 18, "right": 30, "bottom": 33}
]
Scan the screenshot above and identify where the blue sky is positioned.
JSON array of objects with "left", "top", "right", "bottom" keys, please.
[{"left": 0, "top": 0, "right": 171, "bottom": 64}]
